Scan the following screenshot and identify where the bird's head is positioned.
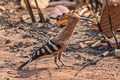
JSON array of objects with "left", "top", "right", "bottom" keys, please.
[{"left": 56, "top": 13, "right": 80, "bottom": 26}]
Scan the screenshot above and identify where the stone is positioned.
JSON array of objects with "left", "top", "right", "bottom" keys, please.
[
  {"left": 0, "top": 6, "right": 5, "bottom": 11},
  {"left": 79, "top": 43, "right": 88, "bottom": 48},
  {"left": 49, "top": 5, "right": 69, "bottom": 18},
  {"left": 115, "top": 49, "right": 120, "bottom": 58}
]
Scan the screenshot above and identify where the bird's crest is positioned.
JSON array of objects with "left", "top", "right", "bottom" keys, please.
[{"left": 56, "top": 12, "right": 80, "bottom": 26}]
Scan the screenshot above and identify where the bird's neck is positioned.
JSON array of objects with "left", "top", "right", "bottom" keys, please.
[{"left": 55, "top": 22, "right": 77, "bottom": 41}]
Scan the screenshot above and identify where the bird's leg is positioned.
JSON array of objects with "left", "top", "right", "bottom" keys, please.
[
  {"left": 35, "top": 61, "right": 38, "bottom": 80},
  {"left": 58, "top": 53, "right": 66, "bottom": 67},
  {"left": 54, "top": 54, "right": 60, "bottom": 68}
]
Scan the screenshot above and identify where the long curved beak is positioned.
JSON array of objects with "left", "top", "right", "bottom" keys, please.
[
  {"left": 56, "top": 16, "right": 96, "bottom": 26},
  {"left": 80, "top": 16, "right": 96, "bottom": 24},
  {"left": 56, "top": 19, "right": 68, "bottom": 26}
]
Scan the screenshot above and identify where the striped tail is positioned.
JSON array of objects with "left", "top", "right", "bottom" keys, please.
[
  {"left": 18, "top": 40, "right": 61, "bottom": 69},
  {"left": 18, "top": 59, "right": 32, "bottom": 69}
]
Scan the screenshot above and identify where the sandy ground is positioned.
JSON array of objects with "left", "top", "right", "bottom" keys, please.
[{"left": 0, "top": 1, "right": 120, "bottom": 80}]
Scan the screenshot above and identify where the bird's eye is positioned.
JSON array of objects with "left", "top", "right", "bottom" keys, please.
[{"left": 72, "top": 17, "right": 77, "bottom": 20}]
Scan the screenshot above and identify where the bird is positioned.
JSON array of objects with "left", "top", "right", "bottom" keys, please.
[{"left": 18, "top": 13, "right": 80, "bottom": 69}]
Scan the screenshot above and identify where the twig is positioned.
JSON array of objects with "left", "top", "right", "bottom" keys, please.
[
  {"left": 73, "top": 47, "right": 114, "bottom": 80},
  {"left": 24, "top": 0, "right": 36, "bottom": 22},
  {"left": 73, "top": 56, "right": 105, "bottom": 79},
  {"left": 34, "top": 0, "right": 46, "bottom": 23}
]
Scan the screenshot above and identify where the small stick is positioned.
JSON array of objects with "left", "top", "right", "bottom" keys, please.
[
  {"left": 24, "top": 0, "right": 36, "bottom": 22},
  {"left": 73, "top": 56, "right": 105, "bottom": 79},
  {"left": 34, "top": 0, "right": 46, "bottom": 23}
]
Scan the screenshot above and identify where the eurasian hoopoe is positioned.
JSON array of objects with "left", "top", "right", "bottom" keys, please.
[{"left": 18, "top": 13, "right": 80, "bottom": 69}]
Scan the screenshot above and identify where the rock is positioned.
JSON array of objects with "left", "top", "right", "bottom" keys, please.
[
  {"left": 0, "top": 12, "right": 2, "bottom": 16},
  {"left": 16, "top": 52, "right": 29, "bottom": 58},
  {"left": 0, "top": 75, "right": 9, "bottom": 80},
  {"left": 114, "top": 49, "right": 120, "bottom": 58},
  {"left": 49, "top": 8, "right": 62, "bottom": 18},
  {"left": 16, "top": 53, "right": 22, "bottom": 57},
  {"left": 112, "top": 0, "right": 120, "bottom": 3},
  {"left": 55, "top": 5, "right": 70, "bottom": 14},
  {"left": 79, "top": 43, "right": 88, "bottom": 48},
  {"left": 21, "top": 15, "right": 30, "bottom": 21},
  {"left": 0, "top": 6, "right": 5, "bottom": 11},
  {"left": 101, "top": 51, "right": 109, "bottom": 57},
  {"left": 21, "top": 0, "right": 50, "bottom": 9},
  {"left": 49, "top": 5, "right": 70, "bottom": 18},
  {"left": 9, "top": 9, "right": 14, "bottom": 14},
  {"left": 4, "top": 40, "right": 11, "bottom": 44}
]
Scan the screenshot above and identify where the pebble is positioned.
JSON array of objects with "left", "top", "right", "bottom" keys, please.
[
  {"left": 79, "top": 43, "right": 88, "bottom": 48},
  {"left": 0, "top": 12, "right": 2, "bottom": 16},
  {"left": 4, "top": 40, "right": 11, "bottom": 44},
  {"left": 16, "top": 53, "right": 22, "bottom": 57},
  {"left": 0, "top": 6, "right": 5, "bottom": 11},
  {"left": 49, "top": 5, "right": 69, "bottom": 18},
  {"left": 101, "top": 51, "right": 109, "bottom": 57},
  {"left": 114, "top": 49, "right": 120, "bottom": 58}
]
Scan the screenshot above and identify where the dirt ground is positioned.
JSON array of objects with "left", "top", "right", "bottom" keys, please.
[{"left": 0, "top": 1, "right": 120, "bottom": 80}]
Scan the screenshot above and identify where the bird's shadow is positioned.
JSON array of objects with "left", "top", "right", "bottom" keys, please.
[{"left": 16, "top": 67, "right": 47, "bottom": 78}]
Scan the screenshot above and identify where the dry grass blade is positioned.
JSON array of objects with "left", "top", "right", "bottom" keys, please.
[{"left": 73, "top": 56, "right": 105, "bottom": 80}]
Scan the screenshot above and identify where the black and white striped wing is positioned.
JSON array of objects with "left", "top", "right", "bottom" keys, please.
[
  {"left": 18, "top": 40, "right": 61, "bottom": 69},
  {"left": 29, "top": 40, "right": 61, "bottom": 61}
]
